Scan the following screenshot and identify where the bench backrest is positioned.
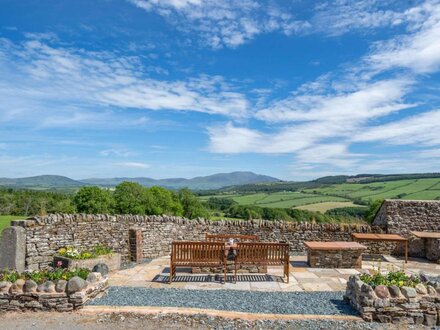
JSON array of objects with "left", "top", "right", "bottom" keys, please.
[
  {"left": 235, "top": 242, "right": 289, "bottom": 262},
  {"left": 171, "top": 241, "right": 225, "bottom": 263},
  {"left": 205, "top": 234, "right": 259, "bottom": 242}
]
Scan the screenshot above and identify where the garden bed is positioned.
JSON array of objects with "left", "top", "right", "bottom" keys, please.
[
  {"left": 0, "top": 268, "right": 108, "bottom": 312},
  {"left": 344, "top": 270, "right": 440, "bottom": 325},
  {"left": 54, "top": 245, "right": 121, "bottom": 271}
]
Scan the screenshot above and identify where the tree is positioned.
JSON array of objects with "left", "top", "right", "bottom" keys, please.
[
  {"left": 114, "top": 182, "right": 150, "bottom": 215},
  {"left": 73, "top": 186, "right": 114, "bottom": 214},
  {"left": 365, "top": 199, "right": 384, "bottom": 223},
  {"left": 178, "top": 188, "right": 208, "bottom": 219},
  {"left": 146, "top": 186, "right": 183, "bottom": 216}
]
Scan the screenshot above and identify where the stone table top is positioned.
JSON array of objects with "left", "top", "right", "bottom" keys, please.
[
  {"left": 304, "top": 241, "right": 367, "bottom": 250},
  {"left": 411, "top": 231, "right": 440, "bottom": 239}
]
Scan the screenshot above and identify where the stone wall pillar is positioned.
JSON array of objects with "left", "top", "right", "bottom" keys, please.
[
  {"left": 0, "top": 226, "right": 26, "bottom": 272},
  {"left": 129, "top": 229, "right": 143, "bottom": 263}
]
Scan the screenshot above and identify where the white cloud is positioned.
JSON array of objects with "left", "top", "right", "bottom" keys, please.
[
  {"left": 0, "top": 35, "right": 249, "bottom": 128},
  {"left": 367, "top": 1, "right": 440, "bottom": 74},
  {"left": 128, "top": 0, "right": 308, "bottom": 48},
  {"left": 116, "top": 162, "right": 151, "bottom": 169}
]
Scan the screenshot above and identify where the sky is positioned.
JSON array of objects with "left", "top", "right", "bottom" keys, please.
[{"left": 0, "top": 0, "right": 439, "bottom": 181}]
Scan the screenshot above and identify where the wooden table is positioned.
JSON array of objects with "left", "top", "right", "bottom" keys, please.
[
  {"left": 351, "top": 233, "right": 408, "bottom": 263},
  {"left": 411, "top": 231, "right": 440, "bottom": 262}
]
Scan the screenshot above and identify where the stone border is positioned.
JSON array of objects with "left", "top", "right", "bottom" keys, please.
[
  {"left": 344, "top": 274, "right": 440, "bottom": 325},
  {"left": 0, "top": 273, "right": 108, "bottom": 312}
]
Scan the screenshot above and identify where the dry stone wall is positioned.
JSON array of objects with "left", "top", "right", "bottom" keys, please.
[
  {"left": 11, "top": 214, "right": 379, "bottom": 270},
  {"left": 373, "top": 200, "right": 440, "bottom": 257}
]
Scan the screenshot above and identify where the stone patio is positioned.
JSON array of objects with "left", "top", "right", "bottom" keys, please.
[{"left": 109, "top": 255, "right": 440, "bottom": 292}]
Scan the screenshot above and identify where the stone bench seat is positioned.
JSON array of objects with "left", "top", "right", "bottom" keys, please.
[{"left": 304, "top": 241, "right": 367, "bottom": 268}]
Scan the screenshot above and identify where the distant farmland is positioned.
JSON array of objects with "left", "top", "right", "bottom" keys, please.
[{"left": 201, "top": 178, "right": 440, "bottom": 212}]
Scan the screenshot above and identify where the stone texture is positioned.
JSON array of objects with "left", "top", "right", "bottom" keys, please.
[
  {"left": 67, "top": 276, "right": 87, "bottom": 294},
  {"left": 306, "top": 247, "right": 364, "bottom": 268},
  {"left": 23, "top": 279, "right": 38, "bottom": 293},
  {"left": 92, "top": 263, "right": 109, "bottom": 277},
  {"left": 415, "top": 283, "right": 428, "bottom": 295},
  {"left": 375, "top": 285, "right": 390, "bottom": 299},
  {"left": 0, "top": 226, "right": 26, "bottom": 272},
  {"left": 55, "top": 280, "right": 67, "bottom": 293},
  {"left": 345, "top": 275, "right": 440, "bottom": 325},
  {"left": 86, "top": 272, "right": 102, "bottom": 283}
]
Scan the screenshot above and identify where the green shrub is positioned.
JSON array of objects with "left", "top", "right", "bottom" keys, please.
[
  {"left": 0, "top": 268, "right": 90, "bottom": 284},
  {"left": 360, "top": 270, "right": 420, "bottom": 288},
  {"left": 58, "top": 244, "right": 113, "bottom": 260}
]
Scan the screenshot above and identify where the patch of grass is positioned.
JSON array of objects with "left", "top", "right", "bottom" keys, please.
[
  {"left": 0, "top": 215, "right": 25, "bottom": 236},
  {"left": 295, "top": 201, "right": 365, "bottom": 213}
]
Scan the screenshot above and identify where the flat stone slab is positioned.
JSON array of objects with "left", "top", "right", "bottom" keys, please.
[
  {"left": 411, "top": 231, "right": 440, "bottom": 239},
  {"left": 304, "top": 242, "right": 366, "bottom": 250},
  {"left": 351, "top": 233, "right": 407, "bottom": 241}
]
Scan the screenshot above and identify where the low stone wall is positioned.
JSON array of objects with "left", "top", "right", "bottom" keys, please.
[
  {"left": 11, "top": 214, "right": 379, "bottom": 270},
  {"left": 0, "top": 273, "right": 108, "bottom": 312},
  {"left": 344, "top": 275, "right": 440, "bottom": 325},
  {"left": 54, "top": 253, "right": 122, "bottom": 271},
  {"left": 307, "top": 248, "right": 364, "bottom": 268}
]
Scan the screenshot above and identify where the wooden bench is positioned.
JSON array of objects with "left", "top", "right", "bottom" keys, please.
[
  {"left": 304, "top": 241, "right": 367, "bottom": 268},
  {"left": 170, "top": 241, "right": 226, "bottom": 284},
  {"left": 352, "top": 233, "right": 408, "bottom": 263},
  {"left": 205, "top": 234, "right": 259, "bottom": 242},
  {"left": 234, "top": 242, "right": 290, "bottom": 283}
]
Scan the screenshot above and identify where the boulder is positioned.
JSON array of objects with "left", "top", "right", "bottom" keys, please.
[
  {"left": 9, "top": 279, "right": 25, "bottom": 294},
  {"left": 375, "top": 285, "right": 390, "bottom": 299},
  {"left": 92, "top": 263, "right": 109, "bottom": 277},
  {"left": 67, "top": 276, "right": 87, "bottom": 294},
  {"left": 0, "top": 281, "right": 12, "bottom": 293},
  {"left": 42, "top": 281, "right": 56, "bottom": 293},
  {"left": 86, "top": 272, "right": 102, "bottom": 284},
  {"left": 55, "top": 280, "right": 67, "bottom": 293},
  {"left": 23, "top": 279, "right": 38, "bottom": 293},
  {"left": 401, "top": 286, "right": 417, "bottom": 298},
  {"left": 388, "top": 285, "right": 401, "bottom": 297},
  {"left": 415, "top": 283, "right": 427, "bottom": 295},
  {"left": 427, "top": 285, "right": 437, "bottom": 296}
]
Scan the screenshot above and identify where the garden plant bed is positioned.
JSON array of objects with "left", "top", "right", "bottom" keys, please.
[
  {"left": 54, "top": 253, "right": 121, "bottom": 272},
  {"left": 0, "top": 269, "right": 108, "bottom": 312},
  {"left": 344, "top": 272, "right": 440, "bottom": 325}
]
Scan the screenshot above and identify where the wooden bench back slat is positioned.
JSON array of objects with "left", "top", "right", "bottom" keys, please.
[
  {"left": 206, "top": 234, "right": 259, "bottom": 242},
  {"left": 235, "top": 242, "right": 289, "bottom": 262},
  {"left": 172, "top": 241, "right": 225, "bottom": 263}
]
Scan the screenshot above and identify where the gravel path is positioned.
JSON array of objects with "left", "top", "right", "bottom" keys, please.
[{"left": 89, "top": 287, "right": 357, "bottom": 316}]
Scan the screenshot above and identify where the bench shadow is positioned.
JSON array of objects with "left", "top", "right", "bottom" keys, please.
[
  {"left": 328, "top": 298, "right": 359, "bottom": 316},
  {"left": 152, "top": 274, "right": 285, "bottom": 284}
]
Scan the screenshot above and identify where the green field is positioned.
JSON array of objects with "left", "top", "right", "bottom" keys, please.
[
  {"left": 0, "top": 215, "right": 25, "bottom": 236},
  {"left": 203, "top": 178, "right": 440, "bottom": 212}
]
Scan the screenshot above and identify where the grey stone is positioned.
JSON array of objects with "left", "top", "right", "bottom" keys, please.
[
  {"left": 0, "top": 281, "right": 12, "bottom": 293},
  {"left": 415, "top": 283, "right": 427, "bottom": 295},
  {"left": 0, "top": 226, "right": 26, "bottom": 273},
  {"left": 388, "top": 285, "right": 401, "bottom": 297},
  {"left": 56, "top": 280, "right": 67, "bottom": 293},
  {"left": 67, "top": 276, "right": 87, "bottom": 294},
  {"left": 9, "top": 279, "right": 25, "bottom": 295},
  {"left": 424, "top": 313, "right": 438, "bottom": 326},
  {"left": 86, "top": 272, "right": 102, "bottom": 283},
  {"left": 375, "top": 285, "right": 390, "bottom": 299},
  {"left": 42, "top": 281, "right": 55, "bottom": 293},
  {"left": 401, "top": 286, "right": 417, "bottom": 298},
  {"left": 23, "top": 279, "right": 38, "bottom": 293},
  {"left": 427, "top": 285, "right": 437, "bottom": 295},
  {"left": 92, "top": 263, "right": 109, "bottom": 277}
]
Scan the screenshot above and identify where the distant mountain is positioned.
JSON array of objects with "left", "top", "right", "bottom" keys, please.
[
  {"left": 0, "top": 175, "right": 84, "bottom": 188},
  {"left": 82, "top": 171, "right": 281, "bottom": 190}
]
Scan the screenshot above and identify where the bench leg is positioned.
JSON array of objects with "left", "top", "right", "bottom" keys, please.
[
  {"left": 234, "top": 262, "right": 237, "bottom": 284},
  {"left": 224, "top": 264, "right": 227, "bottom": 284}
]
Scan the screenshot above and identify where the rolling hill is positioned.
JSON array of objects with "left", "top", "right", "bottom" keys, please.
[{"left": 0, "top": 172, "right": 280, "bottom": 190}]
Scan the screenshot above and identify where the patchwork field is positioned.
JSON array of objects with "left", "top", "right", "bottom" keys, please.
[{"left": 202, "top": 178, "right": 440, "bottom": 212}]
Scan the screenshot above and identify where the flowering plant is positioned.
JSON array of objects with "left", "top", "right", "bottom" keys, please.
[{"left": 57, "top": 244, "right": 113, "bottom": 260}]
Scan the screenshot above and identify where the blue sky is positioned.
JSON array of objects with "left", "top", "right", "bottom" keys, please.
[{"left": 0, "top": 0, "right": 439, "bottom": 180}]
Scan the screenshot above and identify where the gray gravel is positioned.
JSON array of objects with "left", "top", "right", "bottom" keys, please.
[{"left": 89, "top": 287, "right": 357, "bottom": 316}]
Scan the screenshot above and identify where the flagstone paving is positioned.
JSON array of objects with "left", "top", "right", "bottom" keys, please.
[{"left": 109, "top": 255, "right": 440, "bottom": 292}]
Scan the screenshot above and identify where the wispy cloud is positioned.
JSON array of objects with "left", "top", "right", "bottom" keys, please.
[{"left": 116, "top": 161, "right": 151, "bottom": 169}]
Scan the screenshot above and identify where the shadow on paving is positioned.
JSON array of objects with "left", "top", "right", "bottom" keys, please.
[
  {"left": 153, "top": 274, "right": 285, "bottom": 283},
  {"left": 88, "top": 287, "right": 359, "bottom": 317}
]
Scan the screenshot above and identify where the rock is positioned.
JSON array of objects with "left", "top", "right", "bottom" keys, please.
[
  {"left": 424, "top": 313, "right": 438, "bottom": 326},
  {"left": 419, "top": 272, "right": 429, "bottom": 283},
  {"left": 23, "top": 279, "right": 38, "bottom": 293},
  {"left": 67, "top": 276, "right": 87, "bottom": 294},
  {"left": 0, "top": 281, "right": 12, "bottom": 293},
  {"left": 42, "top": 281, "right": 55, "bottom": 293},
  {"left": 401, "top": 286, "right": 417, "bottom": 298},
  {"left": 86, "top": 272, "right": 102, "bottom": 283},
  {"left": 92, "top": 263, "right": 109, "bottom": 277},
  {"left": 388, "top": 285, "right": 401, "bottom": 297},
  {"left": 56, "top": 280, "right": 67, "bottom": 293},
  {"left": 427, "top": 285, "right": 437, "bottom": 295},
  {"left": 375, "top": 285, "right": 390, "bottom": 299},
  {"left": 9, "top": 279, "right": 25, "bottom": 294},
  {"left": 415, "top": 283, "right": 427, "bottom": 295}
]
